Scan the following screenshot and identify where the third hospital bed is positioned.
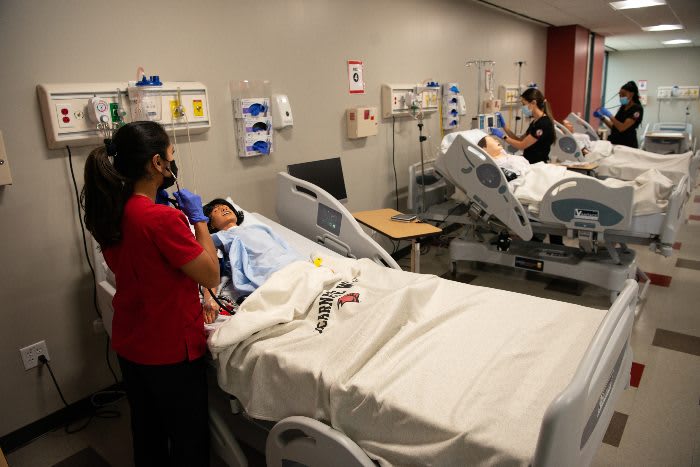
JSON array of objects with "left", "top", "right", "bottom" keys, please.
[
  {"left": 431, "top": 133, "right": 694, "bottom": 301},
  {"left": 94, "top": 173, "right": 638, "bottom": 466}
]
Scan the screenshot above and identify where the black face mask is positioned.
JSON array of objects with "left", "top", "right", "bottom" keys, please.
[{"left": 159, "top": 159, "right": 178, "bottom": 190}]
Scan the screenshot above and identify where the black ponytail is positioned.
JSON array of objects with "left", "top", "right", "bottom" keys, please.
[
  {"left": 621, "top": 81, "right": 641, "bottom": 105},
  {"left": 521, "top": 87, "right": 556, "bottom": 142},
  {"left": 81, "top": 121, "right": 170, "bottom": 248}
]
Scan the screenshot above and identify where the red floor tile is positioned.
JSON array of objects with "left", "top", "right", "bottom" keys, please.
[
  {"left": 630, "top": 362, "right": 645, "bottom": 388},
  {"left": 644, "top": 272, "right": 673, "bottom": 287},
  {"left": 694, "top": 195, "right": 700, "bottom": 203},
  {"left": 689, "top": 215, "right": 700, "bottom": 221},
  {"left": 673, "top": 242, "right": 682, "bottom": 250}
]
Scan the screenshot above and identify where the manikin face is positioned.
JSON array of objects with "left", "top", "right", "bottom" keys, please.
[
  {"left": 482, "top": 135, "right": 505, "bottom": 158},
  {"left": 562, "top": 120, "right": 575, "bottom": 133},
  {"left": 209, "top": 204, "right": 238, "bottom": 231}
]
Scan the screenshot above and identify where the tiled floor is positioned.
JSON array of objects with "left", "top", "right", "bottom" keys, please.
[{"left": 6, "top": 186, "right": 700, "bottom": 467}]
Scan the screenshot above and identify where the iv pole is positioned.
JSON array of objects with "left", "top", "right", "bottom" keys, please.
[
  {"left": 465, "top": 59, "right": 496, "bottom": 116},
  {"left": 515, "top": 60, "right": 526, "bottom": 133}
]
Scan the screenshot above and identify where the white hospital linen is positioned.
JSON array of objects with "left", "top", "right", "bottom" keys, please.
[
  {"left": 494, "top": 153, "right": 531, "bottom": 178},
  {"left": 209, "top": 256, "right": 606, "bottom": 466},
  {"left": 588, "top": 145, "right": 691, "bottom": 185},
  {"left": 512, "top": 163, "right": 674, "bottom": 216}
]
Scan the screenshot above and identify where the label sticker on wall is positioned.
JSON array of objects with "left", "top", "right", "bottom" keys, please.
[
  {"left": 348, "top": 60, "right": 365, "bottom": 94},
  {"left": 638, "top": 80, "right": 647, "bottom": 91}
]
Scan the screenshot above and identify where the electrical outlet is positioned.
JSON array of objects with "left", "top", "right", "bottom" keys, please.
[{"left": 19, "top": 340, "right": 50, "bottom": 370}]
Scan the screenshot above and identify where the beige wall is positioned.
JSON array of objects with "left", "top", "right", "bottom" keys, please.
[
  {"left": 0, "top": 0, "right": 546, "bottom": 435},
  {"left": 604, "top": 47, "right": 700, "bottom": 138}
]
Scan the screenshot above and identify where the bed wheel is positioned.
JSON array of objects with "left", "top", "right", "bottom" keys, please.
[{"left": 450, "top": 261, "right": 457, "bottom": 276}]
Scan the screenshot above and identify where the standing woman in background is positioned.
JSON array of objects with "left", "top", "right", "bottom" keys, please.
[
  {"left": 490, "top": 87, "right": 556, "bottom": 164},
  {"left": 595, "top": 81, "right": 644, "bottom": 148},
  {"left": 81, "top": 121, "right": 219, "bottom": 467}
]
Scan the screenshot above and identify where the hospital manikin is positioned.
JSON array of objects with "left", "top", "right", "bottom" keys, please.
[
  {"left": 460, "top": 129, "right": 531, "bottom": 181},
  {"left": 203, "top": 199, "right": 304, "bottom": 296}
]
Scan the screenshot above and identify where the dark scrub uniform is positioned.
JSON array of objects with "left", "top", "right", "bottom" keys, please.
[
  {"left": 608, "top": 103, "right": 643, "bottom": 148},
  {"left": 522, "top": 115, "right": 555, "bottom": 164}
]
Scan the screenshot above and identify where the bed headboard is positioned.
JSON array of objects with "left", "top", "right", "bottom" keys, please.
[
  {"left": 566, "top": 112, "right": 599, "bottom": 142},
  {"left": 276, "top": 172, "right": 400, "bottom": 270},
  {"left": 434, "top": 134, "right": 533, "bottom": 241}
]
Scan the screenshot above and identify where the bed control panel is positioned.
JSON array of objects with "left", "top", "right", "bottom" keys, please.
[{"left": 317, "top": 203, "right": 342, "bottom": 236}]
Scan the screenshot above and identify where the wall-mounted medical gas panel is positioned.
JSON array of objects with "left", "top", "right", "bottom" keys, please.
[
  {"left": 656, "top": 85, "right": 699, "bottom": 100},
  {"left": 381, "top": 84, "right": 440, "bottom": 119},
  {"left": 37, "top": 82, "right": 211, "bottom": 149}
]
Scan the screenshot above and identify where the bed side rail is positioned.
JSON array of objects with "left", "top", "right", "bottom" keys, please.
[
  {"left": 533, "top": 279, "right": 637, "bottom": 467},
  {"left": 276, "top": 172, "right": 400, "bottom": 270},
  {"left": 434, "top": 134, "right": 533, "bottom": 240},
  {"left": 538, "top": 177, "right": 634, "bottom": 233},
  {"left": 566, "top": 112, "right": 599, "bottom": 142},
  {"left": 553, "top": 122, "right": 585, "bottom": 162},
  {"left": 689, "top": 150, "right": 700, "bottom": 189},
  {"left": 658, "top": 174, "right": 690, "bottom": 253}
]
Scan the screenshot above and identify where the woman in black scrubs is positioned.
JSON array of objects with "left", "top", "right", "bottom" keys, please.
[
  {"left": 490, "top": 87, "right": 556, "bottom": 164},
  {"left": 595, "top": 81, "right": 644, "bottom": 148},
  {"left": 490, "top": 88, "right": 561, "bottom": 244}
]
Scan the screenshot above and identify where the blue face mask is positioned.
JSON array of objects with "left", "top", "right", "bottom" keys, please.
[
  {"left": 620, "top": 96, "right": 629, "bottom": 106},
  {"left": 521, "top": 104, "right": 532, "bottom": 118}
]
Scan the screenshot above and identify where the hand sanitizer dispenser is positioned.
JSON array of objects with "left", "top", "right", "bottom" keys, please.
[{"left": 272, "top": 94, "right": 293, "bottom": 129}]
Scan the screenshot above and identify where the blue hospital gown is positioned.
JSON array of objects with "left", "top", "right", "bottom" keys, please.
[{"left": 212, "top": 224, "right": 304, "bottom": 294}]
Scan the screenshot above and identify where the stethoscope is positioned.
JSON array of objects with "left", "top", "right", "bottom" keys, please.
[{"left": 163, "top": 163, "right": 234, "bottom": 316}]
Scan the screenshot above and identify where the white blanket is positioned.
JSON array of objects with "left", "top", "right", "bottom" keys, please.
[
  {"left": 512, "top": 163, "right": 674, "bottom": 216},
  {"left": 588, "top": 145, "right": 692, "bottom": 185},
  {"left": 209, "top": 256, "right": 606, "bottom": 466}
]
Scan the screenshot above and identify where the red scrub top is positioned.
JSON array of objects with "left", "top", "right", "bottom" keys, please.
[{"left": 103, "top": 195, "right": 205, "bottom": 365}]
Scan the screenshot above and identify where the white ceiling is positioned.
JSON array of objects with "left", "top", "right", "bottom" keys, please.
[{"left": 475, "top": 0, "right": 700, "bottom": 50}]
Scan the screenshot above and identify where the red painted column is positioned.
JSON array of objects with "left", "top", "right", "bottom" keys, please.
[
  {"left": 545, "top": 25, "right": 591, "bottom": 122},
  {"left": 587, "top": 34, "right": 606, "bottom": 122}
]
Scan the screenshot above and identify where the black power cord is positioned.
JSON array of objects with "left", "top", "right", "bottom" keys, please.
[
  {"left": 66, "top": 145, "right": 120, "bottom": 385},
  {"left": 39, "top": 355, "right": 123, "bottom": 434}
]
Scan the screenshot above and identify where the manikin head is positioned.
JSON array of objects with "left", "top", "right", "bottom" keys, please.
[
  {"left": 203, "top": 199, "right": 241, "bottom": 233},
  {"left": 477, "top": 135, "right": 505, "bottom": 158}
]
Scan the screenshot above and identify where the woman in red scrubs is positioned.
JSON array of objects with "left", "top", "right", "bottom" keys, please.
[{"left": 82, "top": 121, "right": 219, "bottom": 467}]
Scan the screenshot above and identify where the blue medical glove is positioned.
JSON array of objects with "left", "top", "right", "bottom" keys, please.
[
  {"left": 490, "top": 127, "right": 506, "bottom": 139},
  {"left": 173, "top": 189, "right": 208, "bottom": 224},
  {"left": 496, "top": 112, "right": 506, "bottom": 128},
  {"left": 155, "top": 188, "right": 170, "bottom": 206},
  {"left": 593, "top": 109, "right": 603, "bottom": 119},
  {"left": 599, "top": 107, "right": 612, "bottom": 118}
]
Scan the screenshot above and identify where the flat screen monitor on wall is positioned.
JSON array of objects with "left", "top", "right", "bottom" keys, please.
[{"left": 287, "top": 157, "right": 348, "bottom": 203}]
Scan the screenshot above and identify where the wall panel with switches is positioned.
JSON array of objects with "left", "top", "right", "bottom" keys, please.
[{"left": 37, "top": 82, "right": 210, "bottom": 149}]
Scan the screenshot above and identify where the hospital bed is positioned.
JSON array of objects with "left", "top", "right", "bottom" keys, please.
[
  {"left": 641, "top": 122, "right": 694, "bottom": 154},
  {"left": 551, "top": 122, "right": 700, "bottom": 190},
  {"left": 91, "top": 185, "right": 638, "bottom": 466},
  {"left": 430, "top": 134, "right": 693, "bottom": 301}
]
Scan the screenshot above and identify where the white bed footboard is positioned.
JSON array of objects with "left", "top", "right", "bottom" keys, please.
[
  {"left": 533, "top": 279, "right": 637, "bottom": 467},
  {"left": 539, "top": 177, "right": 634, "bottom": 232}
]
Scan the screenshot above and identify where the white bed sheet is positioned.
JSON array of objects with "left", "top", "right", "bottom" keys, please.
[
  {"left": 209, "top": 255, "right": 607, "bottom": 466},
  {"left": 512, "top": 163, "right": 674, "bottom": 216},
  {"left": 589, "top": 146, "right": 692, "bottom": 185}
]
